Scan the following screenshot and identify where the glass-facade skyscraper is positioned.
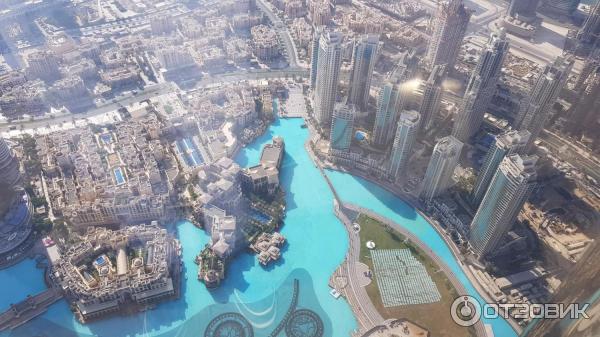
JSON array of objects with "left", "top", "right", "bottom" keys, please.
[
  {"left": 388, "top": 110, "right": 420, "bottom": 181},
  {"left": 471, "top": 130, "right": 531, "bottom": 207},
  {"left": 469, "top": 154, "right": 538, "bottom": 258},
  {"left": 421, "top": 136, "right": 463, "bottom": 201},
  {"left": 348, "top": 34, "right": 379, "bottom": 111},
  {"left": 313, "top": 31, "right": 344, "bottom": 127}
]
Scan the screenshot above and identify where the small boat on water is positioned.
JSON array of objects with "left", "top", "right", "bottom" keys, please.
[{"left": 330, "top": 288, "right": 341, "bottom": 299}]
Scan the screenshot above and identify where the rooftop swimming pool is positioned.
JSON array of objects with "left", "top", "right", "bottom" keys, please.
[
  {"left": 176, "top": 138, "right": 204, "bottom": 168},
  {"left": 273, "top": 98, "right": 279, "bottom": 117},
  {"left": 95, "top": 256, "right": 106, "bottom": 266},
  {"left": 113, "top": 167, "right": 126, "bottom": 185},
  {"left": 100, "top": 134, "right": 113, "bottom": 145}
]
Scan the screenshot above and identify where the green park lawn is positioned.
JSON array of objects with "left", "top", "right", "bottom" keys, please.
[{"left": 357, "top": 214, "right": 476, "bottom": 337}]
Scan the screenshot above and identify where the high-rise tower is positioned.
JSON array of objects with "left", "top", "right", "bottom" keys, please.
[
  {"left": 0, "top": 137, "right": 22, "bottom": 189},
  {"left": 574, "top": 49, "right": 600, "bottom": 92},
  {"left": 348, "top": 34, "right": 379, "bottom": 111},
  {"left": 469, "top": 154, "right": 537, "bottom": 258},
  {"left": 515, "top": 55, "right": 573, "bottom": 148},
  {"left": 567, "top": 65, "right": 600, "bottom": 138},
  {"left": 507, "top": 0, "right": 540, "bottom": 21},
  {"left": 310, "top": 27, "right": 323, "bottom": 90},
  {"left": 372, "top": 82, "right": 402, "bottom": 148},
  {"left": 471, "top": 130, "right": 531, "bottom": 207},
  {"left": 330, "top": 103, "right": 356, "bottom": 151},
  {"left": 313, "top": 31, "right": 344, "bottom": 127},
  {"left": 421, "top": 136, "right": 463, "bottom": 201},
  {"left": 426, "top": 0, "right": 472, "bottom": 70},
  {"left": 542, "top": 0, "right": 581, "bottom": 16},
  {"left": 0, "top": 137, "right": 32, "bottom": 258},
  {"left": 578, "top": 0, "right": 600, "bottom": 45},
  {"left": 453, "top": 30, "right": 509, "bottom": 142},
  {"left": 388, "top": 110, "right": 420, "bottom": 181},
  {"left": 522, "top": 241, "right": 600, "bottom": 337},
  {"left": 419, "top": 64, "right": 446, "bottom": 133},
  {"left": 371, "top": 52, "right": 418, "bottom": 148}
]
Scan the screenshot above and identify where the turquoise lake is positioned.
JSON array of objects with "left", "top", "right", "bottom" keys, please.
[{"left": 1, "top": 117, "right": 517, "bottom": 337}]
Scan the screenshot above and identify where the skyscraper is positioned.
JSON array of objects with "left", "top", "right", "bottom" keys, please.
[
  {"left": 574, "top": 49, "right": 600, "bottom": 92},
  {"left": 522, "top": 240, "right": 600, "bottom": 337},
  {"left": 507, "top": 0, "right": 540, "bottom": 21},
  {"left": 371, "top": 52, "right": 418, "bottom": 148},
  {"left": 515, "top": 55, "right": 573, "bottom": 148},
  {"left": 542, "top": 0, "right": 581, "bottom": 16},
  {"left": 453, "top": 30, "right": 509, "bottom": 142},
  {"left": 577, "top": 0, "right": 600, "bottom": 45},
  {"left": 419, "top": 64, "right": 446, "bottom": 133},
  {"left": 388, "top": 110, "right": 420, "bottom": 181},
  {"left": 330, "top": 103, "right": 356, "bottom": 151},
  {"left": 310, "top": 27, "right": 323, "bottom": 90},
  {"left": 421, "top": 136, "right": 463, "bottom": 201},
  {"left": 426, "top": 0, "right": 472, "bottom": 70},
  {"left": 372, "top": 82, "right": 402, "bottom": 148},
  {"left": 567, "top": 65, "right": 600, "bottom": 138},
  {"left": 0, "top": 137, "right": 22, "bottom": 189},
  {"left": 314, "top": 31, "right": 344, "bottom": 127},
  {"left": 0, "top": 137, "right": 33, "bottom": 258},
  {"left": 471, "top": 130, "right": 531, "bottom": 207},
  {"left": 469, "top": 154, "right": 537, "bottom": 258},
  {"left": 348, "top": 34, "right": 379, "bottom": 111},
  {"left": 452, "top": 83, "right": 481, "bottom": 142}
]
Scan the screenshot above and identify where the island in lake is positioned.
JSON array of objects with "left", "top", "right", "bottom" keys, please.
[{"left": 192, "top": 137, "right": 287, "bottom": 288}]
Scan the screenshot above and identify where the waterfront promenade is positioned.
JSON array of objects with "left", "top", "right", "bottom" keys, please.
[
  {"left": 306, "top": 136, "right": 490, "bottom": 337},
  {"left": 342, "top": 203, "right": 489, "bottom": 337},
  {"left": 326, "top": 163, "right": 523, "bottom": 335}
]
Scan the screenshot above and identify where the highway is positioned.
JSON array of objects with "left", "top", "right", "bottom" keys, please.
[
  {"left": 539, "top": 130, "right": 600, "bottom": 182},
  {"left": 0, "top": 83, "right": 173, "bottom": 133},
  {"left": 0, "top": 69, "right": 308, "bottom": 134},
  {"left": 0, "top": 0, "right": 69, "bottom": 23}
]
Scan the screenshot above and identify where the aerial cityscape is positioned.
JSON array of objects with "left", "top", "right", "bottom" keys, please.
[{"left": 0, "top": 0, "right": 598, "bottom": 336}]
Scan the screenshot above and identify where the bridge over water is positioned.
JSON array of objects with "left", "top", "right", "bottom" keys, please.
[{"left": 0, "top": 288, "right": 63, "bottom": 332}]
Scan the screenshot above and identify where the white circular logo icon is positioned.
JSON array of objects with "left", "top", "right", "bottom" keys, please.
[{"left": 451, "top": 295, "right": 482, "bottom": 327}]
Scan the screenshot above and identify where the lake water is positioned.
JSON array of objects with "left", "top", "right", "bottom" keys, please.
[{"left": 1, "top": 117, "right": 517, "bottom": 337}]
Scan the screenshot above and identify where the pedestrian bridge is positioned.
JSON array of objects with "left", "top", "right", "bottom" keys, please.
[{"left": 0, "top": 288, "right": 63, "bottom": 331}]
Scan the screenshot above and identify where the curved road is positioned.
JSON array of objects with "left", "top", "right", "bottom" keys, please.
[
  {"left": 311, "top": 142, "right": 487, "bottom": 337},
  {"left": 343, "top": 203, "right": 489, "bottom": 337}
]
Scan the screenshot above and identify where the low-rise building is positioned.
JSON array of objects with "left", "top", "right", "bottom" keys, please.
[
  {"left": 241, "top": 137, "right": 285, "bottom": 197},
  {"left": 51, "top": 224, "right": 180, "bottom": 322}
]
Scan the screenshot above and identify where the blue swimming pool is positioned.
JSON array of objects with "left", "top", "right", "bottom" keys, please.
[
  {"left": 272, "top": 98, "right": 279, "bottom": 117},
  {"left": 100, "top": 133, "right": 113, "bottom": 145},
  {"left": 113, "top": 167, "right": 126, "bottom": 185},
  {"left": 177, "top": 138, "right": 204, "bottom": 167},
  {"left": 249, "top": 209, "right": 272, "bottom": 223}
]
